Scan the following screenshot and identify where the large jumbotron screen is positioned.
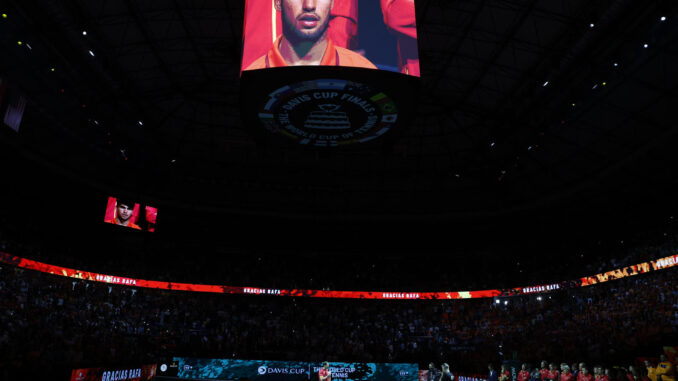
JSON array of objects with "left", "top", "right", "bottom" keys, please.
[{"left": 242, "top": 0, "right": 420, "bottom": 76}]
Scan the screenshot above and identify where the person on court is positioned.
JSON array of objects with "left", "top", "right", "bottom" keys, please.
[{"left": 319, "top": 362, "right": 332, "bottom": 381}]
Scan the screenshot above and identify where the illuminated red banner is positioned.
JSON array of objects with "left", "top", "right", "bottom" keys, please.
[
  {"left": 71, "top": 364, "right": 156, "bottom": 381},
  {"left": 0, "top": 252, "right": 676, "bottom": 300}
]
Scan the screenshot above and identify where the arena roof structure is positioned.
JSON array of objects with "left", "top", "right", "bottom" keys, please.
[{"left": 1, "top": 0, "right": 677, "bottom": 223}]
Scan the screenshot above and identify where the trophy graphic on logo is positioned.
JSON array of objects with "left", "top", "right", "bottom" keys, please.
[{"left": 304, "top": 104, "right": 351, "bottom": 130}]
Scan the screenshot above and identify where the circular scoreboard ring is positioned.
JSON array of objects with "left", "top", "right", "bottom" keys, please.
[
  {"left": 241, "top": 67, "right": 419, "bottom": 148},
  {"left": 258, "top": 79, "right": 398, "bottom": 147}
]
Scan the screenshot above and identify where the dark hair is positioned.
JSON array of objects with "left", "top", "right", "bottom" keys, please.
[{"left": 116, "top": 198, "right": 135, "bottom": 208}]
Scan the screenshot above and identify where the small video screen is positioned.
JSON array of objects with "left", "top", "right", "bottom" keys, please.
[
  {"left": 242, "top": 0, "right": 420, "bottom": 76},
  {"left": 104, "top": 197, "right": 158, "bottom": 232}
]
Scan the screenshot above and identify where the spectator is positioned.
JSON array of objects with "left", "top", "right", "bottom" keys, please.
[
  {"left": 440, "top": 363, "right": 454, "bottom": 381},
  {"left": 500, "top": 365, "right": 511, "bottom": 381},
  {"left": 490, "top": 364, "right": 499, "bottom": 381},
  {"left": 562, "top": 365, "right": 574, "bottom": 381},
  {"left": 429, "top": 363, "right": 441, "bottom": 381},
  {"left": 519, "top": 364, "right": 531, "bottom": 381},
  {"left": 657, "top": 355, "right": 675, "bottom": 381}
]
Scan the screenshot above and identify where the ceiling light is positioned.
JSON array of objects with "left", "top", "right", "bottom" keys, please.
[
  {"left": 643, "top": 43, "right": 649, "bottom": 48},
  {"left": 660, "top": 16, "right": 666, "bottom": 21},
  {"left": 82, "top": 30, "right": 87, "bottom": 36},
  {"left": 138, "top": 120, "right": 144, "bottom": 126},
  {"left": 542, "top": 81, "right": 549, "bottom": 87},
  {"left": 88, "top": 50, "right": 95, "bottom": 56},
  {"left": 613, "top": 62, "right": 618, "bottom": 67},
  {"left": 589, "top": 23, "right": 595, "bottom": 28}
]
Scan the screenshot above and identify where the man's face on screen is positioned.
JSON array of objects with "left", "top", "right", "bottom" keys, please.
[
  {"left": 279, "top": 0, "right": 333, "bottom": 44},
  {"left": 116, "top": 203, "right": 133, "bottom": 222}
]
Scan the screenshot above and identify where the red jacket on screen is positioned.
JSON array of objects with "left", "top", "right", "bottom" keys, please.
[
  {"left": 380, "top": 0, "right": 420, "bottom": 76},
  {"left": 328, "top": 0, "right": 359, "bottom": 50},
  {"left": 548, "top": 371, "right": 560, "bottom": 381},
  {"left": 242, "top": 0, "right": 358, "bottom": 70},
  {"left": 105, "top": 219, "right": 142, "bottom": 230},
  {"left": 580, "top": 375, "right": 594, "bottom": 381},
  {"left": 518, "top": 370, "right": 530, "bottom": 381}
]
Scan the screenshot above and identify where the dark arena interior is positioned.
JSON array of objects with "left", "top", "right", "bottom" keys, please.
[{"left": 0, "top": 0, "right": 677, "bottom": 380}]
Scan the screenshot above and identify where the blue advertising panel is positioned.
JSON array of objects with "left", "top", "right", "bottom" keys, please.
[{"left": 174, "top": 358, "right": 417, "bottom": 381}]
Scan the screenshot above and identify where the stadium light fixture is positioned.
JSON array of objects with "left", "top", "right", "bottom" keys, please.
[
  {"left": 613, "top": 62, "right": 618, "bottom": 67},
  {"left": 82, "top": 30, "right": 87, "bottom": 36},
  {"left": 504, "top": 301, "right": 508, "bottom": 305},
  {"left": 50, "top": 67, "right": 55, "bottom": 72},
  {"left": 138, "top": 120, "right": 144, "bottom": 126},
  {"left": 2, "top": 13, "right": 7, "bottom": 19},
  {"left": 660, "top": 16, "right": 666, "bottom": 21},
  {"left": 88, "top": 50, "right": 95, "bottom": 56},
  {"left": 17, "top": 40, "right": 22, "bottom": 46},
  {"left": 643, "top": 43, "right": 649, "bottom": 48},
  {"left": 537, "top": 296, "right": 542, "bottom": 301},
  {"left": 589, "top": 23, "right": 595, "bottom": 28},
  {"left": 495, "top": 299, "right": 500, "bottom": 304},
  {"left": 490, "top": 142, "right": 495, "bottom": 147},
  {"left": 542, "top": 81, "right": 549, "bottom": 87}
]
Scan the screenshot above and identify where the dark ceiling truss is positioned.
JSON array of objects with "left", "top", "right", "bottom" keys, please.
[
  {"left": 122, "top": 0, "right": 187, "bottom": 100},
  {"left": 524, "top": 30, "right": 678, "bottom": 188},
  {"left": 2, "top": 0, "right": 677, "bottom": 216}
]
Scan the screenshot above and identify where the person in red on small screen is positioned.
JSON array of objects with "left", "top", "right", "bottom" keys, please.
[
  {"left": 106, "top": 199, "right": 141, "bottom": 230},
  {"left": 246, "top": 0, "right": 376, "bottom": 70},
  {"left": 319, "top": 362, "right": 332, "bottom": 381}
]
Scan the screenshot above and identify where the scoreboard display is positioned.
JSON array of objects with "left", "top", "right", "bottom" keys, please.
[{"left": 240, "top": 0, "right": 420, "bottom": 147}]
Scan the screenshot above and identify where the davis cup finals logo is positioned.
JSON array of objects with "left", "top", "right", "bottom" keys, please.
[
  {"left": 258, "top": 366, "right": 268, "bottom": 375},
  {"left": 258, "top": 79, "right": 398, "bottom": 147}
]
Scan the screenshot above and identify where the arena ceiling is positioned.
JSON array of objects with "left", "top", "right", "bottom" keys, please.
[{"left": 1, "top": 0, "right": 677, "bottom": 219}]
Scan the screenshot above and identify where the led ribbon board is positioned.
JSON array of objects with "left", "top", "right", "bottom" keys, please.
[{"left": 1, "top": 252, "right": 676, "bottom": 300}]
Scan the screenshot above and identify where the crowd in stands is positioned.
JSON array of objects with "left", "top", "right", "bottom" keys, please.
[{"left": 0, "top": 256, "right": 676, "bottom": 379}]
